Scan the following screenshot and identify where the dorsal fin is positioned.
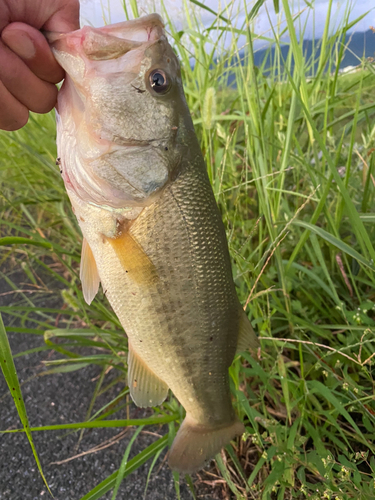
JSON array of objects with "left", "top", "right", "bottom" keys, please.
[{"left": 80, "top": 238, "right": 100, "bottom": 305}]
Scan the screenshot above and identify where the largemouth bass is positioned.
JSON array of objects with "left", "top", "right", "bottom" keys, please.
[{"left": 48, "top": 14, "right": 259, "bottom": 474}]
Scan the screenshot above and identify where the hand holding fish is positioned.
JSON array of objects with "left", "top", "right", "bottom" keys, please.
[{"left": 0, "top": 0, "right": 79, "bottom": 131}]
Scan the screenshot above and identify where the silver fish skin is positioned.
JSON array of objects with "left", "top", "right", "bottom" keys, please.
[{"left": 48, "top": 14, "right": 259, "bottom": 474}]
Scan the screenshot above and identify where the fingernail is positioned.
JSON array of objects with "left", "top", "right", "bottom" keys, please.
[{"left": 2, "top": 30, "right": 36, "bottom": 59}]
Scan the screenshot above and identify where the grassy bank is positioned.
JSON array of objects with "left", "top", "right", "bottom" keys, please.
[{"left": 1, "top": 0, "right": 375, "bottom": 498}]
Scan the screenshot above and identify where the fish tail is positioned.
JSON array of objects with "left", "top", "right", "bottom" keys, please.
[{"left": 168, "top": 415, "right": 245, "bottom": 474}]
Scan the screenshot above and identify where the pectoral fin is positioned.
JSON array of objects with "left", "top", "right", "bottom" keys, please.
[
  {"left": 80, "top": 238, "right": 100, "bottom": 305},
  {"left": 106, "top": 230, "right": 159, "bottom": 286},
  {"left": 236, "top": 308, "right": 259, "bottom": 355},
  {"left": 127, "top": 344, "right": 169, "bottom": 408}
]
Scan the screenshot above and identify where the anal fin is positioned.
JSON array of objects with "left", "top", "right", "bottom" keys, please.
[
  {"left": 236, "top": 308, "right": 260, "bottom": 355},
  {"left": 127, "top": 344, "right": 169, "bottom": 408},
  {"left": 80, "top": 238, "right": 100, "bottom": 305}
]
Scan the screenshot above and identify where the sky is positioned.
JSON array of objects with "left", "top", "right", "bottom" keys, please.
[{"left": 79, "top": 1, "right": 375, "bottom": 47}]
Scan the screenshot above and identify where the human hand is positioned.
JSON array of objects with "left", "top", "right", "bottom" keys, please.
[{"left": 0, "top": 0, "right": 80, "bottom": 131}]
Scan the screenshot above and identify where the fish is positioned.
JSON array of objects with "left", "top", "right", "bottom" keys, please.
[{"left": 47, "top": 13, "right": 259, "bottom": 474}]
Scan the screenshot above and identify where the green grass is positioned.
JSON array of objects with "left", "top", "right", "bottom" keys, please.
[{"left": 1, "top": 0, "right": 375, "bottom": 498}]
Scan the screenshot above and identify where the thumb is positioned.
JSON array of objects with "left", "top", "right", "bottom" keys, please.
[{"left": 2, "top": 23, "right": 65, "bottom": 84}]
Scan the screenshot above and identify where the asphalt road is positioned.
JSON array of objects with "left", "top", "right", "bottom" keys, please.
[{"left": 0, "top": 268, "right": 196, "bottom": 500}]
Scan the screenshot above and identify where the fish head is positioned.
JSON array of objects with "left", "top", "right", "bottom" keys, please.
[{"left": 48, "top": 14, "right": 194, "bottom": 208}]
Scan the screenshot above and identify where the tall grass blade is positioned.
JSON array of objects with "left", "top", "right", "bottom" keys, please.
[
  {"left": 188, "top": 0, "right": 229, "bottom": 23},
  {"left": 111, "top": 425, "right": 144, "bottom": 499},
  {"left": 1, "top": 413, "right": 177, "bottom": 434},
  {"left": 292, "top": 220, "right": 374, "bottom": 270},
  {"left": 0, "top": 313, "right": 52, "bottom": 496}
]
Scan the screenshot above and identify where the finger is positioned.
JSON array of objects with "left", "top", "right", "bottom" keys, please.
[
  {"left": 0, "top": 39, "right": 57, "bottom": 114},
  {"left": 2, "top": 23, "right": 64, "bottom": 84},
  {"left": 0, "top": 79, "right": 29, "bottom": 131}
]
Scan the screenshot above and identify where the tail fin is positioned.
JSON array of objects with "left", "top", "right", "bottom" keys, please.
[{"left": 168, "top": 415, "right": 245, "bottom": 474}]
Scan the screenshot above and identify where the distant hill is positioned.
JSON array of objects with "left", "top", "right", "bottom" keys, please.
[{"left": 251, "top": 29, "right": 375, "bottom": 75}]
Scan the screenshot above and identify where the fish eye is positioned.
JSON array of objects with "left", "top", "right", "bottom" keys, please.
[{"left": 148, "top": 69, "right": 171, "bottom": 94}]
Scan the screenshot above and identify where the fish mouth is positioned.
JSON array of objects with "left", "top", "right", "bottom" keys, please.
[{"left": 45, "top": 13, "right": 165, "bottom": 61}]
